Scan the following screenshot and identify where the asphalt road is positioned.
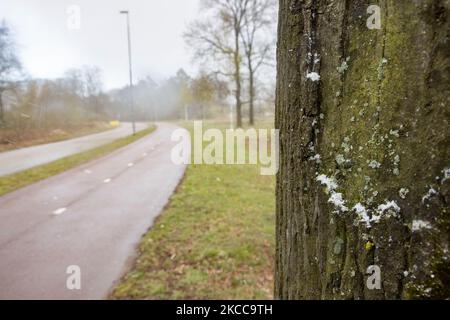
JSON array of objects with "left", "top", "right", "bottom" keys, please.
[
  {"left": 0, "top": 122, "right": 148, "bottom": 177},
  {"left": 0, "top": 122, "right": 188, "bottom": 299}
]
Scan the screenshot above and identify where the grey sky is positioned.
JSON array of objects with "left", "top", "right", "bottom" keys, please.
[{"left": 0, "top": 0, "right": 201, "bottom": 90}]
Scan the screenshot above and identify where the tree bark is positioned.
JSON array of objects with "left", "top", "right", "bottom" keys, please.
[{"left": 275, "top": 0, "right": 449, "bottom": 299}]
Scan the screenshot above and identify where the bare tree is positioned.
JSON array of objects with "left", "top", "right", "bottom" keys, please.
[
  {"left": 83, "top": 66, "right": 103, "bottom": 98},
  {"left": 83, "top": 66, "right": 103, "bottom": 114},
  {"left": 184, "top": 0, "right": 250, "bottom": 127},
  {"left": 63, "top": 68, "right": 85, "bottom": 97},
  {"left": 240, "top": 0, "right": 276, "bottom": 125},
  {"left": 191, "top": 73, "right": 215, "bottom": 120},
  {"left": 0, "top": 20, "right": 22, "bottom": 126},
  {"left": 64, "top": 66, "right": 103, "bottom": 114}
]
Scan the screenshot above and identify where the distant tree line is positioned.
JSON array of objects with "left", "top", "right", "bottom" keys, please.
[{"left": 109, "top": 69, "right": 230, "bottom": 122}]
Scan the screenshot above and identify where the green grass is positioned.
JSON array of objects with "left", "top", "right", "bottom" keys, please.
[
  {"left": 0, "top": 125, "right": 156, "bottom": 197},
  {"left": 111, "top": 121, "right": 275, "bottom": 300},
  {"left": 0, "top": 121, "right": 118, "bottom": 152}
]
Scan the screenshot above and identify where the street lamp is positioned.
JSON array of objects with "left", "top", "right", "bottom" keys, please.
[{"left": 119, "top": 10, "right": 136, "bottom": 135}]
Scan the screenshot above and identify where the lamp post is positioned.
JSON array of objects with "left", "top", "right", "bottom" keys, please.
[{"left": 119, "top": 10, "right": 136, "bottom": 135}]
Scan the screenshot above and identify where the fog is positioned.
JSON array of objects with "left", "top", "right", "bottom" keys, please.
[{"left": 0, "top": 0, "right": 277, "bottom": 137}]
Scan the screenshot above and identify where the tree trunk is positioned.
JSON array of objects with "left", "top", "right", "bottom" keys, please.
[
  {"left": 235, "top": 26, "right": 243, "bottom": 128},
  {"left": 248, "top": 58, "right": 255, "bottom": 126},
  {"left": 184, "top": 104, "right": 189, "bottom": 121},
  {"left": 275, "top": 0, "right": 449, "bottom": 300},
  {"left": 0, "top": 89, "right": 4, "bottom": 127}
]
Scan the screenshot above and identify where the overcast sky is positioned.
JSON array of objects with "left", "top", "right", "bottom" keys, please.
[{"left": 0, "top": 0, "right": 201, "bottom": 90}]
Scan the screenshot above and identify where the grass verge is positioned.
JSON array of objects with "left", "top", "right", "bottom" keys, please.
[
  {"left": 0, "top": 124, "right": 156, "bottom": 197},
  {"left": 111, "top": 122, "right": 275, "bottom": 300},
  {"left": 0, "top": 121, "right": 119, "bottom": 152}
]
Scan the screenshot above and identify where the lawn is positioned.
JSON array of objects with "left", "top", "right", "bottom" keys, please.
[
  {"left": 0, "top": 124, "right": 156, "bottom": 197},
  {"left": 111, "top": 121, "right": 276, "bottom": 300},
  {"left": 0, "top": 121, "right": 118, "bottom": 152}
]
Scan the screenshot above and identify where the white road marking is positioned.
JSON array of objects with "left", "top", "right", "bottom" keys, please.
[
  {"left": 103, "top": 178, "right": 112, "bottom": 183},
  {"left": 128, "top": 163, "right": 134, "bottom": 167},
  {"left": 84, "top": 169, "right": 92, "bottom": 174},
  {"left": 142, "top": 153, "right": 147, "bottom": 157},
  {"left": 53, "top": 208, "right": 67, "bottom": 215}
]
